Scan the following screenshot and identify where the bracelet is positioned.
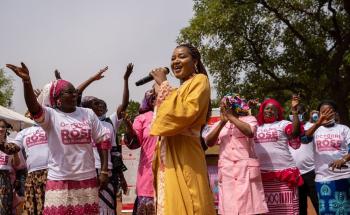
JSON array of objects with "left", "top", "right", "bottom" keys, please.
[
  {"left": 341, "top": 158, "right": 348, "bottom": 163},
  {"left": 100, "top": 170, "right": 109, "bottom": 175}
]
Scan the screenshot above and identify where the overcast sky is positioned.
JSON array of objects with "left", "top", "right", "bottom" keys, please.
[{"left": 0, "top": 0, "right": 198, "bottom": 115}]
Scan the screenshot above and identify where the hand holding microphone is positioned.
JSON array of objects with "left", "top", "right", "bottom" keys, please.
[{"left": 135, "top": 67, "right": 169, "bottom": 86}]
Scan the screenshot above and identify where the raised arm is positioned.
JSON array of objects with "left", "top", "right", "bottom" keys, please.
[
  {"left": 205, "top": 107, "right": 227, "bottom": 146},
  {"left": 122, "top": 113, "right": 140, "bottom": 149},
  {"left": 222, "top": 101, "right": 255, "bottom": 138},
  {"left": 289, "top": 95, "right": 301, "bottom": 138},
  {"left": 116, "top": 63, "right": 133, "bottom": 119},
  {"left": 76, "top": 66, "right": 108, "bottom": 95},
  {"left": 6, "top": 63, "right": 41, "bottom": 116},
  {"left": 305, "top": 107, "right": 334, "bottom": 137},
  {"left": 54, "top": 69, "right": 62, "bottom": 80}
]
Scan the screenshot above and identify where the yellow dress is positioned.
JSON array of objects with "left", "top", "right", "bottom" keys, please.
[{"left": 150, "top": 74, "right": 216, "bottom": 215}]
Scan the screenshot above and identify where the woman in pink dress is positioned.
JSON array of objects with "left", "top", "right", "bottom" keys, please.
[
  {"left": 205, "top": 95, "right": 268, "bottom": 215},
  {"left": 124, "top": 87, "right": 158, "bottom": 215}
]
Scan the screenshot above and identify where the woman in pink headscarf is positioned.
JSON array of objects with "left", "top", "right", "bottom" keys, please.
[
  {"left": 6, "top": 62, "right": 111, "bottom": 215},
  {"left": 254, "top": 96, "right": 303, "bottom": 215}
]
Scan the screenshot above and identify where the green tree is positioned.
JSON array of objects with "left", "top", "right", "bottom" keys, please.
[
  {"left": 0, "top": 69, "right": 14, "bottom": 107},
  {"left": 117, "top": 100, "right": 140, "bottom": 137},
  {"left": 179, "top": 0, "right": 350, "bottom": 125}
]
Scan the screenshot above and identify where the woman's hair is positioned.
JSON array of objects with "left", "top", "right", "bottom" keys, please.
[
  {"left": 176, "top": 43, "right": 211, "bottom": 122},
  {"left": 317, "top": 100, "right": 337, "bottom": 112},
  {"left": 0, "top": 119, "right": 12, "bottom": 137},
  {"left": 257, "top": 98, "right": 284, "bottom": 125}
]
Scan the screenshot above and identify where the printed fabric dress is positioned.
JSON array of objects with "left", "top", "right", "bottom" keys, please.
[{"left": 150, "top": 74, "right": 216, "bottom": 215}]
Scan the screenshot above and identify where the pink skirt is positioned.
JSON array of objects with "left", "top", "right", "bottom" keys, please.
[
  {"left": 262, "top": 179, "right": 299, "bottom": 215},
  {"left": 43, "top": 177, "right": 99, "bottom": 215}
]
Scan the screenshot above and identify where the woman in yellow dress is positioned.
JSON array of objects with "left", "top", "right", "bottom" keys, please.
[{"left": 149, "top": 44, "right": 216, "bottom": 215}]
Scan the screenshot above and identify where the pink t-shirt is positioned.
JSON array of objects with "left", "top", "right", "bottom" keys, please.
[
  {"left": 38, "top": 107, "right": 110, "bottom": 180},
  {"left": 93, "top": 121, "right": 116, "bottom": 170},
  {"left": 254, "top": 120, "right": 297, "bottom": 171},
  {"left": 132, "top": 111, "right": 157, "bottom": 197},
  {"left": 12, "top": 126, "right": 49, "bottom": 173},
  {"left": 313, "top": 124, "right": 350, "bottom": 182}
]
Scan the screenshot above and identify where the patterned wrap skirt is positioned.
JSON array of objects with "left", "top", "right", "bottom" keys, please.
[
  {"left": 96, "top": 169, "right": 116, "bottom": 215},
  {"left": 43, "top": 177, "right": 99, "bottom": 215},
  {"left": 262, "top": 179, "right": 299, "bottom": 215},
  {"left": 0, "top": 170, "right": 12, "bottom": 215},
  {"left": 23, "top": 169, "right": 48, "bottom": 215},
  {"left": 316, "top": 177, "right": 350, "bottom": 215},
  {"left": 132, "top": 196, "right": 155, "bottom": 215}
]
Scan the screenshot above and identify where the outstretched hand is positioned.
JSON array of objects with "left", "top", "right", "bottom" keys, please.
[
  {"left": 6, "top": 62, "right": 30, "bottom": 81},
  {"left": 317, "top": 107, "right": 334, "bottom": 126},
  {"left": 93, "top": 66, "right": 108, "bottom": 81},
  {"left": 291, "top": 94, "right": 300, "bottom": 111},
  {"left": 124, "top": 63, "right": 134, "bottom": 80}
]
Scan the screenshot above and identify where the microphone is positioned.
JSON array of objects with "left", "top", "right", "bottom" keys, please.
[{"left": 135, "top": 67, "right": 170, "bottom": 86}]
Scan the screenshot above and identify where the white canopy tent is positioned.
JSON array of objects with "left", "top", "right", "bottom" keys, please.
[{"left": 0, "top": 105, "right": 35, "bottom": 131}]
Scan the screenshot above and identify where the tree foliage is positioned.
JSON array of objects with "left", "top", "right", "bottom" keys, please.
[
  {"left": 179, "top": 0, "right": 350, "bottom": 124},
  {"left": 0, "top": 69, "right": 14, "bottom": 107},
  {"left": 117, "top": 100, "right": 140, "bottom": 137}
]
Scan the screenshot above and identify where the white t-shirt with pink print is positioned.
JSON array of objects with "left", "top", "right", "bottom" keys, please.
[
  {"left": 254, "top": 120, "right": 297, "bottom": 171},
  {"left": 313, "top": 124, "right": 350, "bottom": 182},
  {"left": 0, "top": 137, "right": 13, "bottom": 170},
  {"left": 12, "top": 126, "right": 49, "bottom": 173},
  {"left": 38, "top": 106, "right": 110, "bottom": 181}
]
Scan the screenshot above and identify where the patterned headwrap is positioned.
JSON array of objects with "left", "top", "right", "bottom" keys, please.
[
  {"left": 221, "top": 94, "right": 250, "bottom": 116},
  {"left": 37, "top": 82, "right": 54, "bottom": 107},
  {"left": 49, "top": 79, "right": 71, "bottom": 107},
  {"left": 139, "top": 89, "right": 156, "bottom": 114},
  {"left": 257, "top": 98, "right": 284, "bottom": 125}
]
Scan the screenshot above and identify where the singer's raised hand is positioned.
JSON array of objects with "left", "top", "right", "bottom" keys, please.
[
  {"left": 150, "top": 67, "right": 167, "bottom": 85},
  {"left": 124, "top": 63, "right": 133, "bottom": 80},
  {"left": 6, "top": 62, "right": 30, "bottom": 81}
]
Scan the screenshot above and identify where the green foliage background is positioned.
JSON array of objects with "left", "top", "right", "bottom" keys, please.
[{"left": 179, "top": 0, "right": 350, "bottom": 124}]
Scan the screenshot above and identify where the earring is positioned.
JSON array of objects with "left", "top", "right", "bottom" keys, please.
[
  {"left": 57, "top": 99, "right": 62, "bottom": 107},
  {"left": 195, "top": 65, "right": 199, "bottom": 74}
]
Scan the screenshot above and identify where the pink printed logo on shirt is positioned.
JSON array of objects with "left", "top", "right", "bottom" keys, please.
[
  {"left": 60, "top": 121, "right": 92, "bottom": 145},
  {"left": 26, "top": 131, "right": 48, "bottom": 148},
  {"left": 315, "top": 133, "right": 342, "bottom": 151},
  {"left": 255, "top": 128, "right": 279, "bottom": 143},
  {"left": 0, "top": 154, "right": 9, "bottom": 165}
]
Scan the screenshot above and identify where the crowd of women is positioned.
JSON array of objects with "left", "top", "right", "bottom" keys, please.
[{"left": 0, "top": 43, "right": 349, "bottom": 215}]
